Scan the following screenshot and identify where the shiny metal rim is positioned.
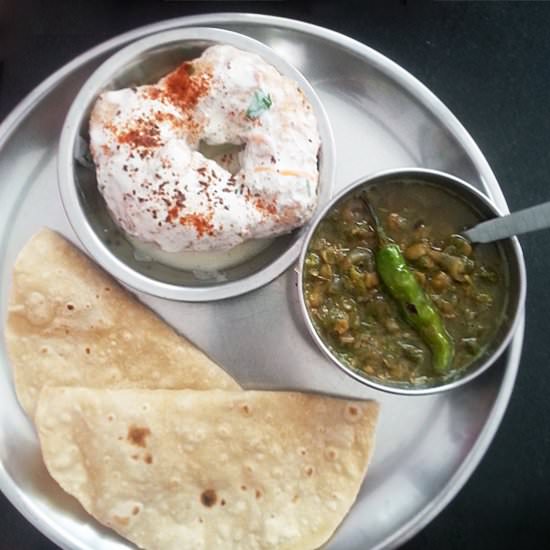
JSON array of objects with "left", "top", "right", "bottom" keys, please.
[
  {"left": 297, "top": 167, "right": 527, "bottom": 396},
  {"left": 0, "top": 13, "right": 525, "bottom": 550}
]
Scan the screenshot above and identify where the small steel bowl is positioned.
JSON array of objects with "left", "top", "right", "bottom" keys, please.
[
  {"left": 58, "top": 27, "right": 335, "bottom": 301},
  {"left": 297, "top": 168, "right": 527, "bottom": 395}
]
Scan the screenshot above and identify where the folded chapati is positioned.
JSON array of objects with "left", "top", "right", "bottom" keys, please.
[
  {"left": 36, "top": 387, "right": 378, "bottom": 550},
  {"left": 5, "top": 229, "right": 239, "bottom": 417}
]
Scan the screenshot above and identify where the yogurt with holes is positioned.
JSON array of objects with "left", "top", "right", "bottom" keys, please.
[{"left": 89, "top": 44, "right": 320, "bottom": 266}]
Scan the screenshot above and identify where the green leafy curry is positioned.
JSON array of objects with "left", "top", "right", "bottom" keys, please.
[{"left": 303, "top": 181, "right": 506, "bottom": 385}]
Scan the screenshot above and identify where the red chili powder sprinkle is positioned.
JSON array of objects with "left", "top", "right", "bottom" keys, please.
[
  {"left": 254, "top": 198, "right": 277, "bottom": 215},
  {"left": 148, "top": 88, "right": 161, "bottom": 100},
  {"left": 164, "top": 62, "right": 211, "bottom": 111},
  {"left": 118, "top": 128, "right": 159, "bottom": 149},
  {"left": 178, "top": 212, "right": 214, "bottom": 238},
  {"left": 166, "top": 206, "right": 180, "bottom": 223},
  {"left": 116, "top": 63, "right": 209, "bottom": 150}
]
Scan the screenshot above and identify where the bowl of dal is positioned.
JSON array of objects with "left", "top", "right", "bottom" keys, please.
[{"left": 298, "top": 168, "right": 526, "bottom": 395}]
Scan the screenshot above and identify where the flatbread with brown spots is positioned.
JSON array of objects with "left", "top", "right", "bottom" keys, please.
[
  {"left": 5, "top": 229, "right": 239, "bottom": 417},
  {"left": 35, "top": 387, "right": 379, "bottom": 550}
]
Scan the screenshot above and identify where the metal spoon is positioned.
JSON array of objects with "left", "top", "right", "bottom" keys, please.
[{"left": 462, "top": 201, "right": 550, "bottom": 243}]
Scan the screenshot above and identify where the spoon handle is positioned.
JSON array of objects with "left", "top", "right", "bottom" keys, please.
[{"left": 463, "top": 201, "right": 550, "bottom": 243}]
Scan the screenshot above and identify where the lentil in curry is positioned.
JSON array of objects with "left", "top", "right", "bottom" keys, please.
[{"left": 303, "top": 180, "right": 506, "bottom": 385}]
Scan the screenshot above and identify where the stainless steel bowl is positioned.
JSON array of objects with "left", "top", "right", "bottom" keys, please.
[
  {"left": 298, "top": 168, "right": 527, "bottom": 395},
  {"left": 58, "top": 27, "right": 335, "bottom": 301}
]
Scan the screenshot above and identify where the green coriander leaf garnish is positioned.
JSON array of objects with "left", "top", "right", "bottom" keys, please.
[{"left": 246, "top": 90, "right": 272, "bottom": 119}]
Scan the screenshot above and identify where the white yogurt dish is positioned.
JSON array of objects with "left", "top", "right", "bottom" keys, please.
[{"left": 58, "top": 27, "right": 335, "bottom": 301}]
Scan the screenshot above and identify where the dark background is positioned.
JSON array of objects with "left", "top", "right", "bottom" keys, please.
[{"left": 1, "top": 0, "right": 549, "bottom": 548}]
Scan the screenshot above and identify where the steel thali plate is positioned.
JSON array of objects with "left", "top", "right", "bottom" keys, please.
[{"left": 0, "top": 13, "right": 525, "bottom": 550}]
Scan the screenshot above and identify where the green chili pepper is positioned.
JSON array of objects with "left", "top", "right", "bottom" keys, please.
[{"left": 362, "top": 196, "right": 454, "bottom": 374}]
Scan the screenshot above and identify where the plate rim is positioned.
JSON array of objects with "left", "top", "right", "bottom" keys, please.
[{"left": 0, "top": 12, "right": 525, "bottom": 550}]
